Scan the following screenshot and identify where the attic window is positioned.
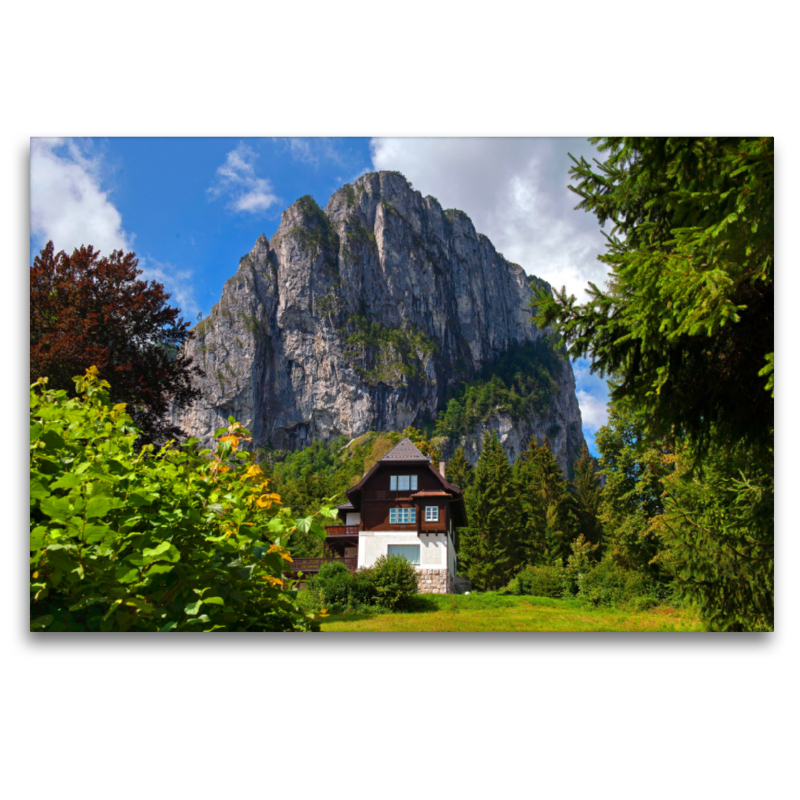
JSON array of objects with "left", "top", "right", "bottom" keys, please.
[
  {"left": 390, "top": 475, "right": 418, "bottom": 492},
  {"left": 425, "top": 506, "right": 439, "bottom": 522}
]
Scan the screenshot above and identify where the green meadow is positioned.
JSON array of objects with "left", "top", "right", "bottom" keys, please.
[{"left": 318, "top": 593, "right": 703, "bottom": 633}]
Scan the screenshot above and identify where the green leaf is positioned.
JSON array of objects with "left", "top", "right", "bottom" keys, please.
[
  {"left": 128, "top": 492, "right": 156, "bottom": 507},
  {"left": 30, "top": 526, "right": 48, "bottom": 550},
  {"left": 143, "top": 540, "right": 171, "bottom": 560},
  {"left": 39, "top": 496, "right": 72, "bottom": 521},
  {"left": 84, "top": 523, "right": 112, "bottom": 544},
  {"left": 30, "top": 615, "right": 54, "bottom": 631},
  {"left": 202, "top": 597, "right": 225, "bottom": 606},
  {"left": 85, "top": 495, "right": 124, "bottom": 519},
  {"left": 29, "top": 477, "right": 51, "bottom": 500},
  {"left": 184, "top": 600, "right": 203, "bottom": 616},
  {"left": 50, "top": 473, "right": 84, "bottom": 490}
]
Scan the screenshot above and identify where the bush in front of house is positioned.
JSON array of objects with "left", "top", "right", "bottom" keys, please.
[
  {"left": 368, "top": 554, "right": 418, "bottom": 610},
  {"left": 301, "top": 555, "right": 419, "bottom": 614},
  {"left": 303, "top": 561, "right": 378, "bottom": 613}
]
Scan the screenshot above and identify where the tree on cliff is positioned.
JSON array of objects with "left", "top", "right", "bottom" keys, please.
[
  {"left": 30, "top": 241, "right": 203, "bottom": 444},
  {"left": 532, "top": 137, "right": 773, "bottom": 457}
]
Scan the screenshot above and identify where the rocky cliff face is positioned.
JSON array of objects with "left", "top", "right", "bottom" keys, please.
[{"left": 171, "top": 171, "right": 584, "bottom": 475}]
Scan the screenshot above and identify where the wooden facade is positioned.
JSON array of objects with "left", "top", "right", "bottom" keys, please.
[{"left": 292, "top": 437, "right": 467, "bottom": 581}]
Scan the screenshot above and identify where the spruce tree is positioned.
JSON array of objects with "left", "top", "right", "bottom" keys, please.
[
  {"left": 446, "top": 446, "right": 474, "bottom": 491},
  {"left": 516, "top": 437, "right": 577, "bottom": 566},
  {"left": 571, "top": 443, "right": 603, "bottom": 550},
  {"left": 459, "top": 433, "right": 523, "bottom": 590}
]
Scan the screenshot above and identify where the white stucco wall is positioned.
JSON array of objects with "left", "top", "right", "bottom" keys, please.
[{"left": 358, "top": 532, "right": 448, "bottom": 570}]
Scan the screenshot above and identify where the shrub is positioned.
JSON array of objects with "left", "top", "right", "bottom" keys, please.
[
  {"left": 30, "top": 369, "right": 336, "bottom": 632},
  {"left": 306, "top": 562, "right": 377, "bottom": 613},
  {"left": 576, "top": 558, "right": 662, "bottom": 609},
  {"left": 507, "top": 565, "right": 567, "bottom": 598},
  {"left": 368, "top": 554, "right": 418, "bottom": 610}
]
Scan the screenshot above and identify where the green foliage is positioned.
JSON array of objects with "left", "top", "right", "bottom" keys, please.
[
  {"left": 445, "top": 446, "right": 474, "bottom": 491},
  {"left": 595, "top": 404, "right": 672, "bottom": 576},
  {"left": 571, "top": 443, "right": 603, "bottom": 548},
  {"left": 507, "top": 564, "right": 566, "bottom": 598},
  {"left": 434, "top": 339, "right": 563, "bottom": 440},
  {"left": 29, "top": 369, "right": 337, "bottom": 632},
  {"left": 563, "top": 534, "right": 598, "bottom": 595},
  {"left": 654, "top": 438, "right": 773, "bottom": 631},
  {"left": 367, "top": 554, "right": 418, "bottom": 610},
  {"left": 532, "top": 137, "right": 773, "bottom": 458},
  {"left": 574, "top": 558, "right": 663, "bottom": 610},
  {"left": 515, "top": 436, "right": 578, "bottom": 566},
  {"left": 308, "top": 561, "right": 377, "bottom": 612},
  {"left": 344, "top": 314, "right": 436, "bottom": 385},
  {"left": 460, "top": 434, "right": 523, "bottom": 590},
  {"left": 289, "top": 195, "right": 340, "bottom": 264}
]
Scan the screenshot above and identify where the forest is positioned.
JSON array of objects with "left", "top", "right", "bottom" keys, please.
[{"left": 29, "top": 137, "right": 773, "bottom": 632}]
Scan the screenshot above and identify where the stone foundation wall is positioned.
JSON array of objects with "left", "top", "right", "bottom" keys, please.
[{"left": 416, "top": 568, "right": 451, "bottom": 594}]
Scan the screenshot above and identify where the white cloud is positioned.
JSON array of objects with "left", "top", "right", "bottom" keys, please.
[
  {"left": 31, "top": 138, "right": 132, "bottom": 256},
  {"left": 370, "top": 137, "right": 611, "bottom": 302},
  {"left": 577, "top": 389, "right": 609, "bottom": 433},
  {"left": 208, "top": 142, "right": 279, "bottom": 213},
  {"left": 30, "top": 138, "right": 198, "bottom": 321},
  {"left": 141, "top": 257, "right": 199, "bottom": 320}
]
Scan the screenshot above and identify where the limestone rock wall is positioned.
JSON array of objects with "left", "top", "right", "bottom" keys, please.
[{"left": 171, "top": 171, "right": 585, "bottom": 476}]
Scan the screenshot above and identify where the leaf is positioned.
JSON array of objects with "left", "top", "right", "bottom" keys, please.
[
  {"left": 184, "top": 600, "right": 203, "bottom": 616},
  {"left": 29, "top": 477, "right": 51, "bottom": 501},
  {"left": 85, "top": 495, "right": 124, "bottom": 519},
  {"left": 39, "top": 496, "right": 72, "bottom": 521},
  {"left": 142, "top": 541, "right": 171, "bottom": 560},
  {"left": 145, "top": 563, "right": 174, "bottom": 578},
  {"left": 30, "top": 526, "right": 47, "bottom": 550},
  {"left": 84, "top": 523, "right": 112, "bottom": 544},
  {"left": 203, "top": 597, "right": 225, "bottom": 606},
  {"left": 30, "top": 615, "right": 53, "bottom": 631},
  {"left": 50, "top": 473, "right": 84, "bottom": 490},
  {"left": 160, "top": 621, "right": 178, "bottom": 632},
  {"left": 128, "top": 492, "right": 156, "bottom": 507}
]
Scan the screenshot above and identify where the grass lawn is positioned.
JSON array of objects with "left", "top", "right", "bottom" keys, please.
[{"left": 318, "top": 593, "right": 704, "bottom": 632}]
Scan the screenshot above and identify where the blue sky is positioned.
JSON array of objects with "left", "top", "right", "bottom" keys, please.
[{"left": 30, "top": 136, "right": 612, "bottom": 454}]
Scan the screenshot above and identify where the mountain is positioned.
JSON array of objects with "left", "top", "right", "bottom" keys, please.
[{"left": 170, "top": 171, "right": 585, "bottom": 475}]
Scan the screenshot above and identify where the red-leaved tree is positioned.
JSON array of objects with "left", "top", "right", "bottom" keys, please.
[{"left": 30, "top": 241, "right": 203, "bottom": 444}]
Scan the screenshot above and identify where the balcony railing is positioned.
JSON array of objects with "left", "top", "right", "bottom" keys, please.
[
  {"left": 289, "top": 557, "right": 358, "bottom": 574},
  {"left": 325, "top": 525, "right": 360, "bottom": 536}
]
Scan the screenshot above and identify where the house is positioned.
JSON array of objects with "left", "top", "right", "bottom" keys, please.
[{"left": 291, "top": 437, "right": 468, "bottom": 594}]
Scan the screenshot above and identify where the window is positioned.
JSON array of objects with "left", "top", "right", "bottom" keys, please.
[
  {"left": 389, "top": 475, "right": 418, "bottom": 492},
  {"left": 389, "top": 507, "right": 416, "bottom": 524},
  {"left": 388, "top": 544, "right": 420, "bottom": 564},
  {"left": 425, "top": 506, "right": 439, "bottom": 522}
]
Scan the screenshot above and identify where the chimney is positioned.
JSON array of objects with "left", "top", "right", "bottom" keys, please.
[{"left": 439, "top": 460, "right": 446, "bottom": 479}]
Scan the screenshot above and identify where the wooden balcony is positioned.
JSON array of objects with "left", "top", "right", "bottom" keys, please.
[
  {"left": 325, "top": 525, "right": 360, "bottom": 536},
  {"left": 289, "top": 557, "right": 358, "bottom": 575}
]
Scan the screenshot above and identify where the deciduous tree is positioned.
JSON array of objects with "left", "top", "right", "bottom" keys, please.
[{"left": 30, "top": 241, "right": 203, "bottom": 444}]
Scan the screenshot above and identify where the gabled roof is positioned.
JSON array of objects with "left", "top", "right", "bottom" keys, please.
[{"left": 379, "top": 437, "right": 430, "bottom": 462}]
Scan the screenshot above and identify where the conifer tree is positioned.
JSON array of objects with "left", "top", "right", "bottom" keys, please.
[
  {"left": 445, "top": 446, "right": 474, "bottom": 491},
  {"left": 459, "top": 433, "right": 523, "bottom": 590},
  {"left": 595, "top": 405, "right": 671, "bottom": 576},
  {"left": 516, "top": 437, "right": 577, "bottom": 566},
  {"left": 571, "top": 443, "right": 603, "bottom": 550}
]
